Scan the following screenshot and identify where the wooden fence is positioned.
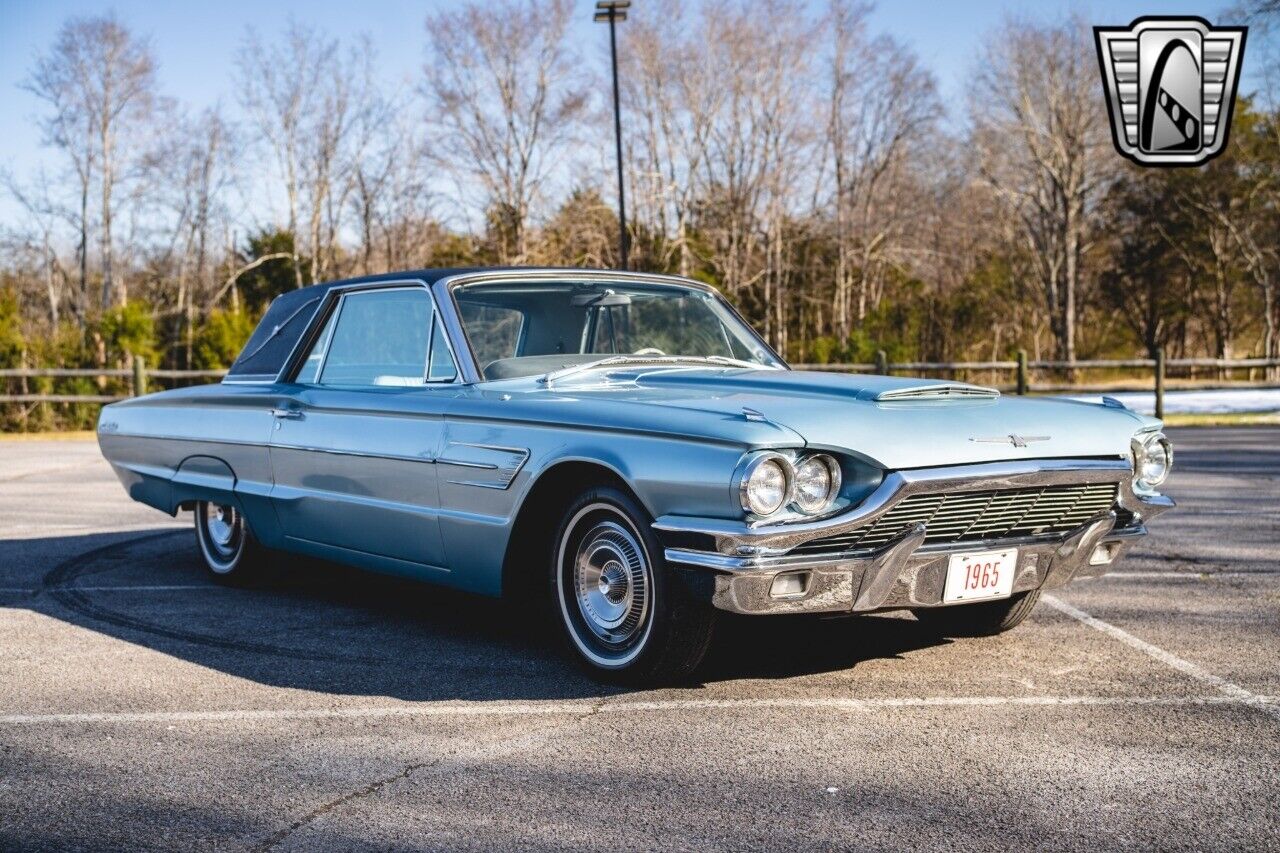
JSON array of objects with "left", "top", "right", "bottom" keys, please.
[
  {"left": 792, "top": 350, "right": 1280, "bottom": 418},
  {"left": 3, "top": 350, "right": 1279, "bottom": 419}
]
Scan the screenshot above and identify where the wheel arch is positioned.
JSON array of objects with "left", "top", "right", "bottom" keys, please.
[
  {"left": 170, "top": 454, "right": 240, "bottom": 513},
  {"left": 501, "top": 459, "right": 643, "bottom": 600}
]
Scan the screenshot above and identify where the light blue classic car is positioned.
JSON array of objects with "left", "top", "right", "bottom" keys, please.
[{"left": 98, "top": 268, "right": 1174, "bottom": 681}]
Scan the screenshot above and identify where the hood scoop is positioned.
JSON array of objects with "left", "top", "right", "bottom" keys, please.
[{"left": 862, "top": 383, "right": 1000, "bottom": 402}]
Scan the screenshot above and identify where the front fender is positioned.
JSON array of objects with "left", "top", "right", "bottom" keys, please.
[{"left": 435, "top": 418, "right": 750, "bottom": 596}]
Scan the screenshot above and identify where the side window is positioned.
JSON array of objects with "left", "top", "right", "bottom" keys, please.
[
  {"left": 427, "top": 316, "right": 458, "bottom": 382},
  {"left": 318, "top": 289, "right": 433, "bottom": 387}
]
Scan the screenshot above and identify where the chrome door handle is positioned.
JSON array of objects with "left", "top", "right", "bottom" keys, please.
[{"left": 271, "top": 408, "right": 304, "bottom": 420}]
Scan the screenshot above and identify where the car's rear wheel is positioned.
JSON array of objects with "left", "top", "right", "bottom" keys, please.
[
  {"left": 193, "top": 500, "right": 266, "bottom": 583},
  {"left": 913, "top": 589, "right": 1041, "bottom": 637},
  {"left": 552, "top": 486, "right": 715, "bottom": 683}
]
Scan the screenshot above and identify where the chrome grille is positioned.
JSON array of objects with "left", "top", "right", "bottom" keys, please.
[{"left": 788, "top": 482, "right": 1119, "bottom": 556}]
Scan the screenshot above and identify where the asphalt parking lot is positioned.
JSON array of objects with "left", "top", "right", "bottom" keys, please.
[{"left": 1, "top": 428, "right": 1277, "bottom": 851}]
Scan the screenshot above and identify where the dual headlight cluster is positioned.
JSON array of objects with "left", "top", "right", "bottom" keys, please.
[
  {"left": 738, "top": 452, "right": 843, "bottom": 518},
  {"left": 1132, "top": 431, "right": 1172, "bottom": 492}
]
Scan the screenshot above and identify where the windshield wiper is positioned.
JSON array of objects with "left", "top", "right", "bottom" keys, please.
[{"left": 539, "top": 354, "right": 775, "bottom": 386}]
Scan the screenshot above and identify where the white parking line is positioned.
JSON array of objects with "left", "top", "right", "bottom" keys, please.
[
  {"left": 1099, "top": 571, "right": 1276, "bottom": 579},
  {"left": 0, "top": 694, "right": 1274, "bottom": 726},
  {"left": 1042, "top": 594, "right": 1280, "bottom": 721}
]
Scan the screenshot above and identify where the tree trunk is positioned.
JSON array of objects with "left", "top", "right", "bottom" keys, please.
[
  {"left": 44, "top": 246, "right": 59, "bottom": 327},
  {"left": 101, "top": 117, "right": 116, "bottom": 308},
  {"left": 79, "top": 178, "right": 89, "bottom": 317}
]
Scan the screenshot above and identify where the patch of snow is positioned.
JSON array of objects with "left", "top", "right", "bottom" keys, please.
[{"left": 1066, "top": 388, "right": 1280, "bottom": 415}]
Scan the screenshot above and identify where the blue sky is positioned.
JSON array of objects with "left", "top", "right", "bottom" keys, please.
[{"left": 0, "top": 0, "right": 1251, "bottom": 224}]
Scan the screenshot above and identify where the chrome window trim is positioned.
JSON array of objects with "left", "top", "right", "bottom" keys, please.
[
  {"left": 434, "top": 269, "right": 788, "bottom": 384},
  {"left": 280, "top": 278, "right": 462, "bottom": 388},
  {"left": 426, "top": 313, "right": 461, "bottom": 383},
  {"left": 311, "top": 293, "right": 345, "bottom": 383},
  {"left": 219, "top": 376, "right": 278, "bottom": 385}
]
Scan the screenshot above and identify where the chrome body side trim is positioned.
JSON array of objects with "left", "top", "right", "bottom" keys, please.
[
  {"left": 437, "top": 440, "right": 530, "bottom": 489},
  {"left": 97, "top": 431, "right": 265, "bottom": 448},
  {"left": 270, "top": 443, "right": 436, "bottom": 464}
]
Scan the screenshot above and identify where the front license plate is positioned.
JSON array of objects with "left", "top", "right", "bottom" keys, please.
[{"left": 943, "top": 549, "right": 1018, "bottom": 603}]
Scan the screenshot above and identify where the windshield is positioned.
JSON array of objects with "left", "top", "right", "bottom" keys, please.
[{"left": 452, "top": 280, "right": 784, "bottom": 380}]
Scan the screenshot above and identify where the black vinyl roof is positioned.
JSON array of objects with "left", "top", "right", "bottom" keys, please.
[{"left": 224, "top": 267, "right": 598, "bottom": 380}]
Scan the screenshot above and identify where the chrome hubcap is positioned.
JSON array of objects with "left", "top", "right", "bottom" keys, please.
[
  {"left": 573, "top": 520, "right": 649, "bottom": 646},
  {"left": 204, "top": 503, "right": 240, "bottom": 560}
]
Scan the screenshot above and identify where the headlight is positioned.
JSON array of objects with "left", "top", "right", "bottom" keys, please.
[
  {"left": 792, "top": 454, "right": 842, "bottom": 514},
  {"left": 740, "top": 454, "right": 791, "bottom": 516},
  {"left": 1133, "top": 432, "right": 1172, "bottom": 490}
]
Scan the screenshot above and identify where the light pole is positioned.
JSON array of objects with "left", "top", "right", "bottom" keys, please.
[{"left": 594, "top": 0, "right": 630, "bottom": 270}]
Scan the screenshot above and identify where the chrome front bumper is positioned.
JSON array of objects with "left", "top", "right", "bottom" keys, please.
[{"left": 655, "top": 458, "right": 1175, "bottom": 616}]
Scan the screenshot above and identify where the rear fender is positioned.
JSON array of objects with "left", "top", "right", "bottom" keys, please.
[
  {"left": 171, "top": 455, "right": 239, "bottom": 509},
  {"left": 169, "top": 454, "right": 284, "bottom": 546}
]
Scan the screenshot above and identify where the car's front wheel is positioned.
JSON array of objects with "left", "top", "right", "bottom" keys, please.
[
  {"left": 552, "top": 486, "right": 715, "bottom": 683},
  {"left": 193, "top": 500, "right": 267, "bottom": 583},
  {"left": 913, "top": 589, "right": 1041, "bottom": 637}
]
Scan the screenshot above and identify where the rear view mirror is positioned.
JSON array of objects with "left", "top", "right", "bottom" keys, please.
[{"left": 570, "top": 288, "right": 633, "bottom": 307}]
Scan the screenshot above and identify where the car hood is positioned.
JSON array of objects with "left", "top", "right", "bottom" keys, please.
[{"left": 508, "top": 367, "right": 1153, "bottom": 469}]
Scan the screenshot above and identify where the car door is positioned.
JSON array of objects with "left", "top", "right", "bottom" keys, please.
[{"left": 268, "top": 283, "right": 463, "bottom": 574}]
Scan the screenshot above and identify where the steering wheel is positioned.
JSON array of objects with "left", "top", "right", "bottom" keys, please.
[{"left": 633, "top": 347, "right": 666, "bottom": 356}]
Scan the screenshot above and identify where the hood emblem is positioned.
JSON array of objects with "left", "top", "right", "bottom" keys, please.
[{"left": 970, "top": 434, "right": 1051, "bottom": 448}]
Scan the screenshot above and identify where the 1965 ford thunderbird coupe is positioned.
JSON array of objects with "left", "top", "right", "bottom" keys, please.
[{"left": 98, "top": 268, "right": 1174, "bottom": 681}]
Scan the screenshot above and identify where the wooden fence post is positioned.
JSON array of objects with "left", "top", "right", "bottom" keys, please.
[
  {"left": 875, "top": 350, "right": 888, "bottom": 375},
  {"left": 132, "top": 356, "right": 147, "bottom": 397},
  {"left": 1154, "top": 348, "right": 1165, "bottom": 420},
  {"left": 1016, "top": 350, "right": 1028, "bottom": 395}
]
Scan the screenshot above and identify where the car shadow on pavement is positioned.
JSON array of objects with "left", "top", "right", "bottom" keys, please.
[{"left": 9, "top": 527, "right": 951, "bottom": 701}]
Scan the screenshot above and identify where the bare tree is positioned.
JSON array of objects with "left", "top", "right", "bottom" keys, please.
[
  {"left": 970, "top": 15, "right": 1116, "bottom": 364},
  {"left": 24, "top": 13, "right": 156, "bottom": 310},
  {"left": 148, "top": 108, "right": 238, "bottom": 364},
  {"left": 621, "top": 1, "right": 721, "bottom": 277},
  {"left": 824, "top": 0, "right": 940, "bottom": 338},
  {"left": 349, "top": 97, "right": 438, "bottom": 276},
  {"left": 421, "top": 0, "right": 587, "bottom": 263},
  {"left": 688, "top": 0, "right": 813, "bottom": 314},
  {"left": 236, "top": 22, "right": 331, "bottom": 286},
  {"left": 2, "top": 169, "right": 70, "bottom": 327}
]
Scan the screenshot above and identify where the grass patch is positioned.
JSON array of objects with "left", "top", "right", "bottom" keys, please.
[{"left": 0, "top": 430, "right": 98, "bottom": 441}]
